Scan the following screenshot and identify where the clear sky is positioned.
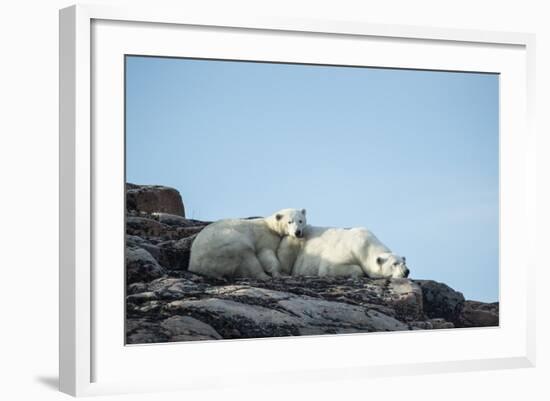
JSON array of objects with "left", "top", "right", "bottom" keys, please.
[{"left": 126, "top": 56, "right": 499, "bottom": 302}]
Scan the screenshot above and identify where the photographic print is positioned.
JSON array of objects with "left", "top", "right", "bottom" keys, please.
[{"left": 125, "top": 56, "right": 499, "bottom": 344}]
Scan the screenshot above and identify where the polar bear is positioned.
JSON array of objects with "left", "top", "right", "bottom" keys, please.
[
  {"left": 188, "top": 208, "right": 307, "bottom": 280},
  {"left": 277, "top": 226, "right": 409, "bottom": 279}
]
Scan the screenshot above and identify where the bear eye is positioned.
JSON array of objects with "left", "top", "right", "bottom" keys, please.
[
  {"left": 299, "top": 220, "right": 303, "bottom": 224},
  {"left": 288, "top": 221, "right": 292, "bottom": 224}
]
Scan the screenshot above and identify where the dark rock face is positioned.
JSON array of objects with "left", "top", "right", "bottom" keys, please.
[
  {"left": 457, "top": 300, "right": 499, "bottom": 328},
  {"left": 126, "top": 246, "right": 165, "bottom": 284},
  {"left": 125, "top": 204, "right": 210, "bottom": 277},
  {"left": 125, "top": 183, "right": 499, "bottom": 344},
  {"left": 415, "top": 280, "right": 465, "bottom": 324},
  {"left": 126, "top": 183, "right": 185, "bottom": 217}
]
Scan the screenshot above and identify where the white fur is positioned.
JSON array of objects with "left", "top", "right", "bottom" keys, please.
[
  {"left": 277, "top": 226, "right": 409, "bottom": 279},
  {"left": 188, "top": 208, "right": 307, "bottom": 279}
]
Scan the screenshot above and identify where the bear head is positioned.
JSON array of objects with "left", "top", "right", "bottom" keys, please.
[
  {"left": 272, "top": 208, "right": 307, "bottom": 238},
  {"left": 376, "top": 253, "right": 410, "bottom": 278}
]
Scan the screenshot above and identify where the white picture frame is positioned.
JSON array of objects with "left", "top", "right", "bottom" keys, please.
[{"left": 59, "top": 4, "right": 536, "bottom": 397}]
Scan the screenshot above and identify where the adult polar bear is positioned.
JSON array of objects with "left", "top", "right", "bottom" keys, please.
[
  {"left": 189, "top": 208, "right": 307, "bottom": 280},
  {"left": 277, "top": 226, "right": 410, "bottom": 279}
]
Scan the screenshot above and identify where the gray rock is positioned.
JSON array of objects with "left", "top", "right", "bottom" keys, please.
[
  {"left": 415, "top": 280, "right": 465, "bottom": 324},
  {"left": 457, "top": 300, "right": 499, "bottom": 328},
  {"left": 409, "top": 318, "right": 454, "bottom": 330},
  {"left": 126, "top": 319, "right": 169, "bottom": 344},
  {"left": 232, "top": 276, "right": 424, "bottom": 322},
  {"left": 428, "top": 318, "right": 455, "bottom": 329},
  {"left": 126, "top": 217, "right": 206, "bottom": 242},
  {"left": 126, "top": 217, "right": 168, "bottom": 237},
  {"left": 160, "top": 316, "right": 222, "bottom": 341},
  {"left": 125, "top": 233, "right": 200, "bottom": 272},
  {"left": 127, "top": 291, "right": 158, "bottom": 304},
  {"left": 147, "top": 276, "right": 214, "bottom": 300},
  {"left": 409, "top": 320, "right": 433, "bottom": 330},
  {"left": 152, "top": 212, "right": 189, "bottom": 226},
  {"left": 173, "top": 234, "right": 198, "bottom": 251},
  {"left": 126, "top": 234, "right": 152, "bottom": 248},
  {"left": 382, "top": 278, "right": 424, "bottom": 321},
  {"left": 127, "top": 300, "right": 164, "bottom": 317},
  {"left": 126, "top": 272, "right": 500, "bottom": 343},
  {"left": 151, "top": 213, "right": 210, "bottom": 228},
  {"left": 127, "top": 282, "right": 149, "bottom": 295},
  {"left": 152, "top": 234, "right": 198, "bottom": 271},
  {"left": 126, "top": 183, "right": 185, "bottom": 217},
  {"left": 154, "top": 240, "right": 189, "bottom": 271},
  {"left": 125, "top": 279, "right": 410, "bottom": 343},
  {"left": 126, "top": 246, "right": 165, "bottom": 284},
  {"left": 126, "top": 315, "right": 221, "bottom": 344},
  {"left": 126, "top": 235, "right": 162, "bottom": 260},
  {"left": 165, "top": 297, "right": 300, "bottom": 338}
]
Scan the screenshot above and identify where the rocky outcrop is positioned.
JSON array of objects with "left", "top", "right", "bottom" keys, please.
[
  {"left": 125, "top": 187, "right": 210, "bottom": 281},
  {"left": 126, "top": 183, "right": 185, "bottom": 217},
  {"left": 125, "top": 183, "right": 499, "bottom": 344},
  {"left": 126, "top": 246, "right": 166, "bottom": 283},
  {"left": 415, "top": 280, "right": 465, "bottom": 324},
  {"left": 457, "top": 300, "right": 499, "bottom": 328},
  {"left": 127, "top": 274, "right": 420, "bottom": 343}
]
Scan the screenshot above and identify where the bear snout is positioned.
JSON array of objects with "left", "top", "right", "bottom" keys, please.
[
  {"left": 403, "top": 267, "right": 410, "bottom": 278},
  {"left": 295, "top": 229, "right": 303, "bottom": 238}
]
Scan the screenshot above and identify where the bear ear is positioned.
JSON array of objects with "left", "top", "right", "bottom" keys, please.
[
  {"left": 377, "top": 255, "right": 388, "bottom": 265},
  {"left": 275, "top": 213, "right": 283, "bottom": 221},
  {"left": 301, "top": 209, "right": 306, "bottom": 216},
  {"left": 403, "top": 256, "right": 406, "bottom": 263}
]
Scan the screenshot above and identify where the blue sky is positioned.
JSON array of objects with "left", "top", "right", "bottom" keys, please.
[{"left": 126, "top": 56, "right": 499, "bottom": 302}]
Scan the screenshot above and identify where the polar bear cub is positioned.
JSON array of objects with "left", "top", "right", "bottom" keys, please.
[
  {"left": 189, "top": 208, "right": 307, "bottom": 280},
  {"left": 277, "top": 226, "right": 409, "bottom": 279}
]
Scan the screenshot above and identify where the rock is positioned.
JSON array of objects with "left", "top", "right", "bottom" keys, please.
[
  {"left": 151, "top": 213, "right": 210, "bottom": 227},
  {"left": 147, "top": 275, "right": 215, "bottom": 301},
  {"left": 127, "top": 300, "right": 164, "bottom": 317},
  {"left": 152, "top": 212, "right": 189, "bottom": 226},
  {"left": 173, "top": 234, "right": 197, "bottom": 253},
  {"left": 160, "top": 316, "right": 222, "bottom": 341},
  {"left": 126, "top": 216, "right": 168, "bottom": 237},
  {"left": 409, "top": 320, "right": 433, "bottom": 330},
  {"left": 129, "top": 233, "right": 199, "bottom": 272},
  {"left": 126, "top": 272, "right": 498, "bottom": 343},
  {"left": 232, "top": 276, "right": 424, "bottom": 322},
  {"left": 127, "top": 316, "right": 221, "bottom": 343},
  {"left": 126, "top": 234, "right": 152, "bottom": 248},
  {"left": 457, "top": 300, "right": 499, "bottom": 328},
  {"left": 126, "top": 235, "right": 162, "bottom": 260},
  {"left": 220, "top": 286, "right": 408, "bottom": 333},
  {"left": 428, "top": 318, "right": 455, "bottom": 329},
  {"left": 172, "top": 226, "right": 207, "bottom": 238},
  {"left": 154, "top": 240, "right": 190, "bottom": 271},
  {"left": 124, "top": 182, "right": 498, "bottom": 343},
  {"left": 127, "top": 291, "right": 158, "bottom": 304},
  {"left": 126, "top": 217, "right": 207, "bottom": 241},
  {"left": 165, "top": 297, "right": 301, "bottom": 338},
  {"left": 160, "top": 286, "right": 408, "bottom": 340},
  {"left": 126, "top": 183, "right": 185, "bottom": 217},
  {"left": 126, "top": 246, "right": 166, "bottom": 284},
  {"left": 126, "top": 318, "right": 169, "bottom": 344},
  {"left": 382, "top": 278, "right": 424, "bottom": 321},
  {"left": 415, "top": 280, "right": 465, "bottom": 324},
  {"left": 125, "top": 275, "right": 417, "bottom": 343},
  {"left": 127, "top": 282, "right": 149, "bottom": 295}
]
